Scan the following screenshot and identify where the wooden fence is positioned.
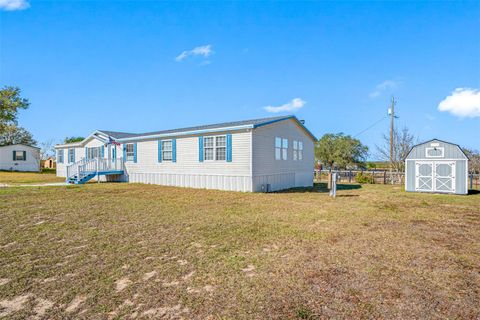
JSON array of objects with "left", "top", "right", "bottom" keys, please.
[{"left": 315, "top": 170, "right": 480, "bottom": 190}]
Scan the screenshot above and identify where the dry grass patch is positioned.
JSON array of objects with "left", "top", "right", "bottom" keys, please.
[
  {"left": 0, "top": 183, "right": 479, "bottom": 319},
  {"left": 0, "top": 171, "right": 64, "bottom": 185}
]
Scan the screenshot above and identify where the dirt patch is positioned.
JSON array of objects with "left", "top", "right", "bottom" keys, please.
[
  {"left": 141, "top": 304, "right": 189, "bottom": 318},
  {"left": 177, "top": 259, "right": 188, "bottom": 266},
  {"left": 182, "top": 271, "right": 195, "bottom": 281},
  {"left": 0, "top": 294, "right": 31, "bottom": 317},
  {"left": 65, "top": 295, "right": 86, "bottom": 313},
  {"left": 142, "top": 271, "right": 157, "bottom": 281},
  {"left": 115, "top": 278, "right": 132, "bottom": 292},
  {"left": 33, "top": 298, "right": 54, "bottom": 318},
  {"left": 0, "top": 278, "right": 11, "bottom": 286}
]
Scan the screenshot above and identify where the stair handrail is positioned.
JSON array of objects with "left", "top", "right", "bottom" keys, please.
[{"left": 67, "top": 156, "right": 125, "bottom": 182}]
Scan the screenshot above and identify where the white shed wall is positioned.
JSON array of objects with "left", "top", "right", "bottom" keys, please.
[{"left": 0, "top": 145, "right": 40, "bottom": 172}]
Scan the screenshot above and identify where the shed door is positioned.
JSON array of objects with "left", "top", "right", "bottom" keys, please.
[
  {"left": 434, "top": 162, "right": 455, "bottom": 193},
  {"left": 415, "top": 161, "right": 456, "bottom": 193},
  {"left": 415, "top": 161, "right": 433, "bottom": 192}
]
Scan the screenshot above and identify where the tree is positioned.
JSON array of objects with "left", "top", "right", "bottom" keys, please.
[
  {"left": 464, "top": 148, "right": 480, "bottom": 174},
  {"left": 64, "top": 136, "right": 85, "bottom": 144},
  {"left": 315, "top": 133, "right": 369, "bottom": 169},
  {"left": 376, "top": 126, "right": 415, "bottom": 172},
  {"left": 0, "top": 125, "right": 37, "bottom": 146},
  {"left": 0, "top": 86, "right": 30, "bottom": 131},
  {"left": 40, "top": 139, "right": 56, "bottom": 160}
]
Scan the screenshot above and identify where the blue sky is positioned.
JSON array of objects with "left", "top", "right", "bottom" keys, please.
[{"left": 1, "top": 0, "right": 479, "bottom": 158}]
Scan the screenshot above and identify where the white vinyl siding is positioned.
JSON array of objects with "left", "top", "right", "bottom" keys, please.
[
  {"left": 0, "top": 145, "right": 40, "bottom": 172},
  {"left": 124, "top": 130, "right": 252, "bottom": 191},
  {"left": 252, "top": 118, "right": 314, "bottom": 191}
]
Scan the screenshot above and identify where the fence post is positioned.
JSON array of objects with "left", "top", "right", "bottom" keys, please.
[
  {"left": 383, "top": 171, "right": 387, "bottom": 184},
  {"left": 470, "top": 174, "right": 473, "bottom": 190}
]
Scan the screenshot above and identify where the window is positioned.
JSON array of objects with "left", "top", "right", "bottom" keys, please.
[
  {"left": 204, "top": 137, "right": 214, "bottom": 161},
  {"left": 203, "top": 135, "right": 226, "bottom": 161},
  {"left": 275, "top": 137, "right": 282, "bottom": 160},
  {"left": 426, "top": 147, "right": 444, "bottom": 158},
  {"left": 215, "top": 136, "right": 226, "bottom": 161},
  {"left": 87, "top": 147, "right": 101, "bottom": 159},
  {"left": 298, "top": 141, "right": 303, "bottom": 160},
  {"left": 282, "top": 139, "right": 288, "bottom": 160},
  {"left": 58, "top": 150, "right": 64, "bottom": 163},
  {"left": 13, "top": 151, "right": 25, "bottom": 161},
  {"left": 68, "top": 149, "right": 75, "bottom": 163},
  {"left": 275, "top": 137, "right": 289, "bottom": 160},
  {"left": 125, "top": 143, "right": 135, "bottom": 161},
  {"left": 162, "top": 140, "right": 172, "bottom": 161},
  {"left": 293, "top": 141, "right": 298, "bottom": 161}
]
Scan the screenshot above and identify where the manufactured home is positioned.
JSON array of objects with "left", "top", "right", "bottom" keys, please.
[
  {"left": 0, "top": 144, "right": 41, "bottom": 172},
  {"left": 405, "top": 139, "right": 469, "bottom": 195},
  {"left": 55, "top": 116, "right": 316, "bottom": 192}
]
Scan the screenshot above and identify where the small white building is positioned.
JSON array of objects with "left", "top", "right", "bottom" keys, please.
[
  {"left": 405, "top": 139, "right": 469, "bottom": 195},
  {"left": 0, "top": 144, "right": 41, "bottom": 172},
  {"left": 55, "top": 115, "right": 316, "bottom": 192}
]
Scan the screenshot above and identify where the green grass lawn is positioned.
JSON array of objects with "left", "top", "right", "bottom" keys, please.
[
  {"left": 0, "top": 171, "right": 64, "bottom": 185},
  {"left": 0, "top": 183, "right": 479, "bottom": 319}
]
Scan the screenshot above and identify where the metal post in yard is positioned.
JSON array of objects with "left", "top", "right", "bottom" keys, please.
[
  {"left": 330, "top": 173, "right": 337, "bottom": 197},
  {"left": 470, "top": 174, "right": 473, "bottom": 190}
]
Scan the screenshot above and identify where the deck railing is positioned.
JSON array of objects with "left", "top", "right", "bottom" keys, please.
[{"left": 66, "top": 157, "right": 124, "bottom": 181}]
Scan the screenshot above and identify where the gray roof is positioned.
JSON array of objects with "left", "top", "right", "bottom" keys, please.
[{"left": 99, "top": 115, "right": 317, "bottom": 141}]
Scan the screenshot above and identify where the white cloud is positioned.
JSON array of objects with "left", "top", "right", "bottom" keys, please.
[
  {"left": 0, "top": 0, "right": 29, "bottom": 11},
  {"left": 369, "top": 80, "right": 399, "bottom": 98},
  {"left": 264, "top": 98, "right": 306, "bottom": 113},
  {"left": 175, "top": 45, "right": 213, "bottom": 62},
  {"left": 438, "top": 88, "right": 480, "bottom": 118}
]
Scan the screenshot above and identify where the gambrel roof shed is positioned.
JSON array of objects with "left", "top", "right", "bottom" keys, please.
[{"left": 405, "top": 139, "right": 469, "bottom": 195}]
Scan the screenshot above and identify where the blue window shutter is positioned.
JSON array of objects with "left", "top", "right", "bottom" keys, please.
[
  {"left": 72, "top": 149, "right": 75, "bottom": 163},
  {"left": 158, "top": 140, "right": 162, "bottom": 162},
  {"left": 123, "top": 144, "right": 126, "bottom": 162},
  {"left": 112, "top": 147, "right": 116, "bottom": 160},
  {"left": 101, "top": 146, "right": 105, "bottom": 158},
  {"left": 199, "top": 136, "right": 204, "bottom": 162},
  {"left": 13, "top": 151, "right": 15, "bottom": 161},
  {"left": 172, "top": 139, "right": 176, "bottom": 163},
  {"left": 85, "top": 147, "right": 88, "bottom": 160},
  {"left": 133, "top": 142, "right": 137, "bottom": 163},
  {"left": 226, "top": 134, "right": 232, "bottom": 162}
]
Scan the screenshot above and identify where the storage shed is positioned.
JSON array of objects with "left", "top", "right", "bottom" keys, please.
[{"left": 405, "top": 139, "right": 469, "bottom": 194}]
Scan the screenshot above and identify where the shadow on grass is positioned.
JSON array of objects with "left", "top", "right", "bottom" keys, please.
[
  {"left": 276, "top": 182, "right": 362, "bottom": 194},
  {"left": 468, "top": 189, "right": 480, "bottom": 195}
]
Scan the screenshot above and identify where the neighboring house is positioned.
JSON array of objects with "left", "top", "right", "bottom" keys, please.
[
  {"left": 55, "top": 115, "right": 316, "bottom": 192},
  {"left": 405, "top": 139, "right": 469, "bottom": 195},
  {"left": 0, "top": 144, "right": 41, "bottom": 172},
  {"left": 42, "top": 157, "right": 56, "bottom": 169}
]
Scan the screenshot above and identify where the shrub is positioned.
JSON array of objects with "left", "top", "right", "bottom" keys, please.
[{"left": 355, "top": 172, "right": 374, "bottom": 184}]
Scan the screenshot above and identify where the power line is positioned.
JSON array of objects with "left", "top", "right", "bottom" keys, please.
[{"left": 353, "top": 115, "right": 388, "bottom": 138}]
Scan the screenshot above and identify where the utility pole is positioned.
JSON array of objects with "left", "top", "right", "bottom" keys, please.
[{"left": 388, "top": 96, "right": 396, "bottom": 183}]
